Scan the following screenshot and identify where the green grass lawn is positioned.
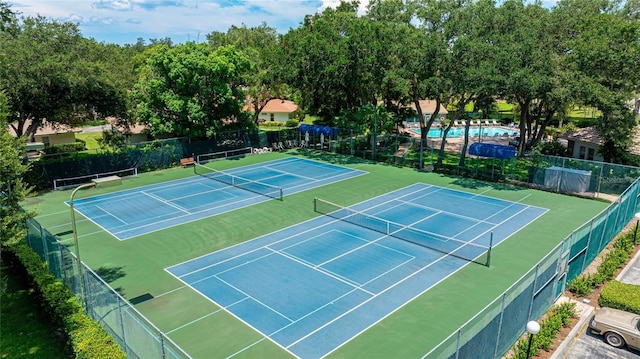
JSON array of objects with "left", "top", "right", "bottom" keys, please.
[
  {"left": 75, "top": 131, "right": 103, "bottom": 151},
  {"left": 22, "top": 150, "right": 609, "bottom": 358},
  {"left": 1, "top": 256, "right": 70, "bottom": 358}
]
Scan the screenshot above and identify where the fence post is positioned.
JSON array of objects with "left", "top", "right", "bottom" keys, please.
[
  {"left": 117, "top": 296, "right": 128, "bottom": 356},
  {"left": 493, "top": 292, "right": 508, "bottom": 359},
  {"left": 527, "top": 264, "right": 540, "bottom": 322}
]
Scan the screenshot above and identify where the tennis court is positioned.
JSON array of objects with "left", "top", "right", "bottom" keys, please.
[
  {"left": 69, "top": 157, "right": 365, "bottom": 240},
  {"left": 166, "top": 183, "right": 547, "bottom": 358}
]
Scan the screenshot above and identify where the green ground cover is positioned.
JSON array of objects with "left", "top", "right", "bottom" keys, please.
[
  {"left": 75, "top": 132, "right": 103, "bottom": 151},
  {"left": 21, "top": 150, "right": 609, "bottom": 358},
  {"left": 0, "top": 257, "right": 70, "bottom": 358}
]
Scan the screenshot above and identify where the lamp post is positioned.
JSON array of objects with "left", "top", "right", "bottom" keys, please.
[
  {"left": 633, "top": 212, "right": 640, "bottom": 244},
  {"left": 525, "top": 320, "right": 540, "bottom": 359},
  {"left": 69, "top": 182, "right": 96, "bottom": 307}
]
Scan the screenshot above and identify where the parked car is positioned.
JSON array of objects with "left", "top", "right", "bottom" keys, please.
[{"left": 589, "top": 307, "right": 640, "bottom": 350}]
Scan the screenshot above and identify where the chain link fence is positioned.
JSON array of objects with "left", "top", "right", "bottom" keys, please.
[
  {"left": 24, "top": 218, "right": 191, "bottom": 359},
  {"left": 22, "top": 126, "right": 640, "bottom": 358}
]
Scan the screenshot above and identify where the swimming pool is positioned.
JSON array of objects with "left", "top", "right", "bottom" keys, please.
[{"left": 411, "top": 126, "right": 519, "bottom": 138}]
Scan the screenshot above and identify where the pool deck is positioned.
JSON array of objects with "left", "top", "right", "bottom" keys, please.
[{"left": 407, "top": 124, "right": 517, "bottom": 148}]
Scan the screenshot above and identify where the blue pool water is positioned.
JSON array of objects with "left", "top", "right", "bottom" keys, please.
[{"left": 411, "top": 126, "right": 518, "bottom": 138}]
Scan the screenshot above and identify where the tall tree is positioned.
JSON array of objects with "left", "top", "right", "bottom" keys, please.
[
  {"left": 0, "top": 10, "right": 127, "bottom": 137},
  {"left": 208, "top": 23, "right": 288, "bottom": 126},
  {"left": 0, "top": 90, "right": 33, "bottom": 247},
  {"left": 280, "top": 1, "right": 378, "bottom": 121},
  {"left": 132, "top": 43, "right": 251, "bottom": 138},
  {"left": 494, "top": 0, "right": 556, "bottom": 155},
  {"left": 557, "top": 0, "right": 640, "bottom": 161}
]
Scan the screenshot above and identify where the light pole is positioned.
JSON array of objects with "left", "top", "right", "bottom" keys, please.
[
  {"left": 525, "top": 320, "right": 540, "bottom": 359},
  {"left": 633, "top": 212, "right": 640, "bottom": 244},
  {"left": 70, "top": 182, "right": 96, "bottom": 308}
]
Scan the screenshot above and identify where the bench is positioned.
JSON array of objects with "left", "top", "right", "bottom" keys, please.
[
  {"left": 180, "top": 157, "right": 195, "bottom": 167},
  {"left": 91, "top": 175, "right": 122, "bottom": 188}
]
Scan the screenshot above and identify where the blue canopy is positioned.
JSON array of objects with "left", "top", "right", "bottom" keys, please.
[
  {"left": 469, "top": 143, "right": 517, "bottom": 159},
  {"left": 299, "top": 124, "right": 339, "bottom": 136}
]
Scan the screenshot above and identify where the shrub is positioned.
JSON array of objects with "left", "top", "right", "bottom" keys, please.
[
  {"left": 599, "top": 280, "right": 640, "bottom": 314},
  {"left": 41, "top": 141, "right": 86, "bottom": 154},
  {"left": 507, "top": 302, "right": 576, "bottom": 359},
  {"left": 6, "top": 242, "right": 126, "bottom": 359},
  {"left": 285, "top": 119, "right": 299, "bottom": 128},
  {"left": 568, "top": 231, "right": 636, "bottom": 296}
]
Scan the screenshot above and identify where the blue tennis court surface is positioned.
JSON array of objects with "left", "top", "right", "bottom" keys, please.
[
  {"left": 166, "top": 183, "right": 548, "bottom": 358},
  {"left": 70, "top": 158, "right": 365, "bottom": 240}
]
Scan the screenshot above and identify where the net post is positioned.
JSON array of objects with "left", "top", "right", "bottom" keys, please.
[
  {"left": 486, "top": 232, "right": 494, "bottom": 267},
  {"left": 279, "top": 188, "right": 283, "bottom": 201},
  {"left": 313, "top": 197, "right": 317, "bottom": 212}
]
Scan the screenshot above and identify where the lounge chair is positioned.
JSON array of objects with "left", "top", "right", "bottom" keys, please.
[
  {"left": 492, "top": 120, "right": 499, "bottom": 126},
  {"left": 454, "top": 120, "right": 460, "bottom": 127},
  {"left": 272, "top": 142, "right": 279, "bottom": 151},
  {"left": 485, "top": 120, "right": 491, "bottom": 126},
  {"left": 460, "top": 120, "right": 466, "bottom": 126}
]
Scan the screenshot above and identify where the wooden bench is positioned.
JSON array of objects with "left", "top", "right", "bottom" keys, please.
[{"left": 180, "top": 157, "right": 195, "bottom": 167}]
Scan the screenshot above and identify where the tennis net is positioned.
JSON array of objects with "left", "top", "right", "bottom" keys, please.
[
  {"left": 313, "top": 197, "right": 491, "bottom": 266},
  {"left": 194, "top": 163, "right": 283, "bottom": 200}
]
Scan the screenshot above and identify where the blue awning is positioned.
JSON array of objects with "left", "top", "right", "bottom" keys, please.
[
  {"left": 299, "top": 124, "right": 339, "bottom": 136},
  {"left": 469, "top": 143, "right": 517, "bottom": 159}
]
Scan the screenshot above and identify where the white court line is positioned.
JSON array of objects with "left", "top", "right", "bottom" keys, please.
[
  {"left": 165, "top": 182, "right": 237, "bottom": 204},
  {"left": 224, "top": 338, "right": 266, "bottom": 359},
  {"left": 215, "top": 276, "right": 295, "bottom": 323},
  {"left": 168, "top": 184, "right": 431, "bottom": 277},
  {"left": 152, "top": 285, "right": 188, "bottom": 299},
  {"left": 267, "top": 247, "right": 376, "bottom": 296},
  {"left": 268, "top": 249, "right": 415, "bottom": 339},
  {"left": 36, "top": 209, "right": 71, "bottom": 218},
  {"left": 141, "top": 191, "right": 191, "bottom": 214},
  {"left": 95, "top": 205, "right": 129, "bottom": 225},
  {"left": 166, "top": 308, "right": 224, "bottom": 334},
  {"left": 285, "top": 243, "right": 458, "bottom": 350}
]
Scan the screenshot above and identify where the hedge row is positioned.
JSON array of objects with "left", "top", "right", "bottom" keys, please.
[
  {"left": 567, "top": 230, "right": 636, "bottom": 297},
  {"left": 599, "top": 280, "right": 640, "bottom": 314},
  {"left": 6, "top": 242, "right": 126, "bottom": 359},
  {"left": 507, "top": 302, "right": 577, "bottom": 359}
]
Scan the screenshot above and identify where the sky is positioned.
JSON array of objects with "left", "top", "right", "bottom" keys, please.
[{"left": 8, "top": 0, "right": 559, "bottom": 46}]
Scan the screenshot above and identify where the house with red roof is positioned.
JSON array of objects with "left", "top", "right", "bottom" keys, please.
[{"left": 257, "top": 99, "right": 298, "bottom": 123}]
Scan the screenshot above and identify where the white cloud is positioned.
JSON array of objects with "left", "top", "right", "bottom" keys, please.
[{"left": 92, "top": 0, "right": 133, "bottom": 11}]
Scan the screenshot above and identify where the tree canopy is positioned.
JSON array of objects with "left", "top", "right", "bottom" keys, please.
[
  {"left": 132, "top": 43, "right": 251, "bottom": 138},
  {"left": 0, "top": 7, "right": 128, "bottom": 138},
  {"left": 1, "top": 0, "right": 639, "bottom": 163}
]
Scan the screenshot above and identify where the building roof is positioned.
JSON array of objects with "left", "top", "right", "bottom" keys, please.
[
  {"left": 261, "top": 99, "right": 298, "bottom": 114},
  {"left": 560, "top": 125, "right": 640, "bottom": 156},
  {"left": 559, "top": 126, "right": 603, "bottom": 146},
  {"left": 409, "top": 99, "right": 449, "bottom": 115}
]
